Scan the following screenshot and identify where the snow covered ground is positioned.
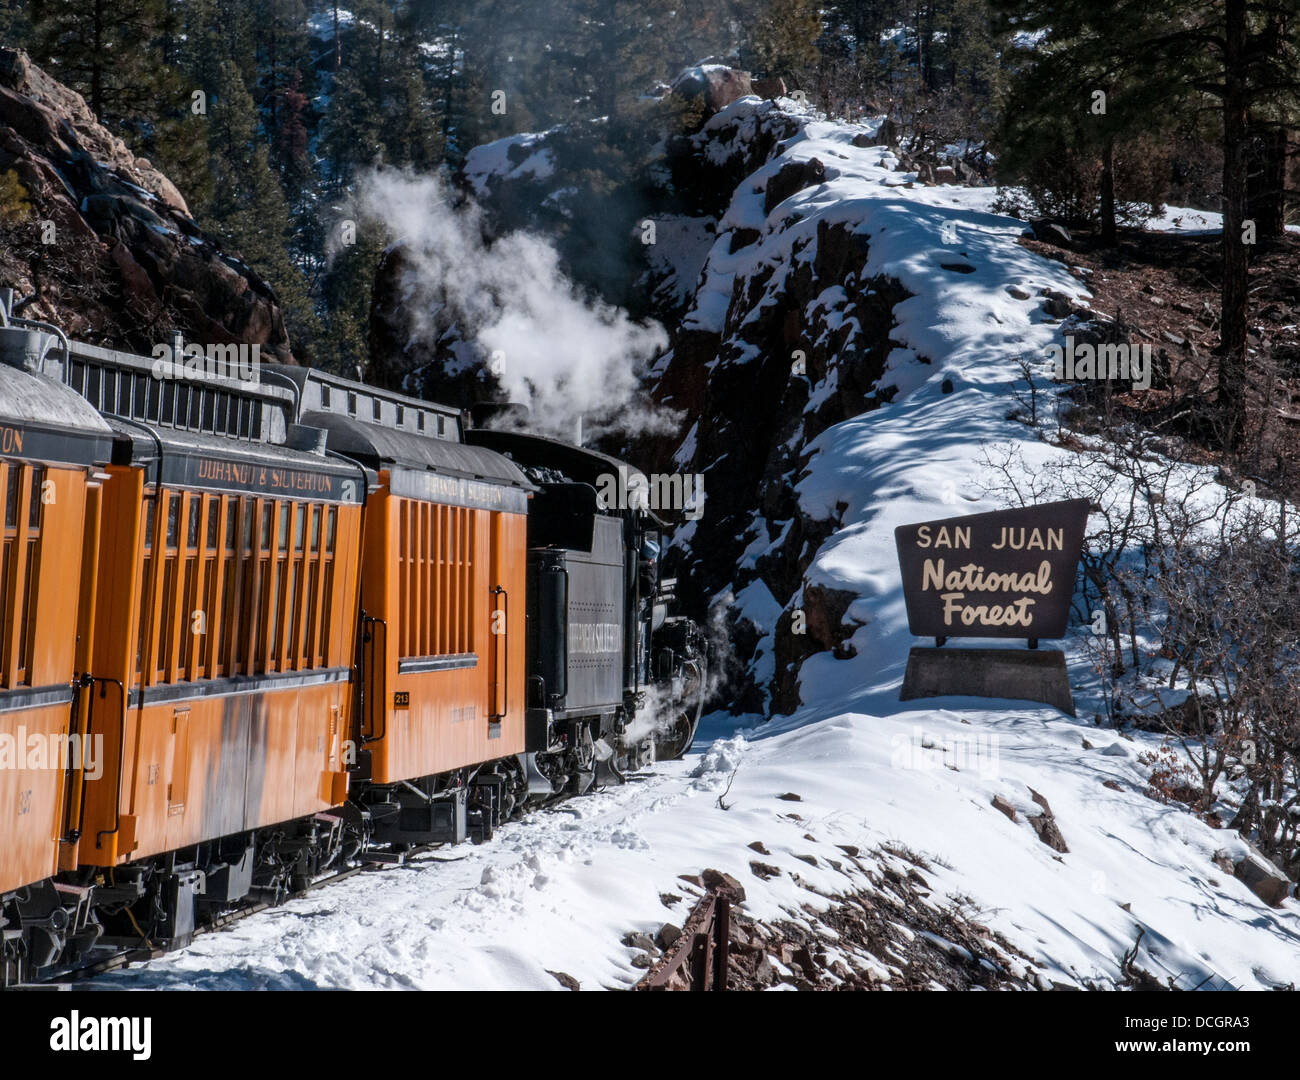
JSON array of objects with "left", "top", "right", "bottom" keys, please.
[
  {"left": 86, "top": 695, "right": 1300, "bottom": 991},
  {"left": 87, "top": 100, "right": 1300, "bottom": 991}
]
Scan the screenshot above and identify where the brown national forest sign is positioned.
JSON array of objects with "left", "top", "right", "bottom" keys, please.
[{"left": 894, "top": 498, "right": 1089, "bottom": 640}]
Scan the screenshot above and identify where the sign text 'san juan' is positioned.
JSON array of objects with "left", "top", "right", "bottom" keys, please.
[{"left": 894, "top": 498, "right": 1089, "bottom": 640}]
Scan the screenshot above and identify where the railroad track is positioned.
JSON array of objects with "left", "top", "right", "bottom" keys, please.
[
  {"left": 35, "top": 846, "right": 447, "bottom": 987},
  {"left": 33, "top": 776, "right": 652, "bottom": 987},
  {"left": 28, "top": 758, "right": 702, "bottom": 988},
  {"left": 635, "top": 882, "right": 738, "bottom": 991}
]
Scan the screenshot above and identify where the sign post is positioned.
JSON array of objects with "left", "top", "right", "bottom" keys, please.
[{"left": 894, "top": 498, "right": 1089, "bottom": 714}]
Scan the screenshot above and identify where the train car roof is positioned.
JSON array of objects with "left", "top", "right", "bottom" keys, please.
[
  {"left": 464, "top": 428, "right": 635, "bottom": 487},
  {"left": 262, "top": 364, "right": 535, "bottom": 500},
  {"left": 263, "top": 364, "right": 463, "bottom": 439},
  {"left": 301, "top": 411, "right": 530, "bottom": 491},
  {"left": 465, "top": 428, "right": 670, "bottom": 527},
  {"left": 0, "top": 354, "right": 115, "bottom": 467},
  {"left": 108, "top": 417, "right": 368, "bottom": 504}
]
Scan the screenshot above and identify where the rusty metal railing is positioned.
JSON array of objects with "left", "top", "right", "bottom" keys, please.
[{"left": 635, "top": 884, "right": 736, "bottom": 991}]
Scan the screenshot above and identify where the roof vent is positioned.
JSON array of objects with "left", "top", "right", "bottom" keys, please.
[{"left": 285, "top": 423, "right": 328, "bottom": 455}]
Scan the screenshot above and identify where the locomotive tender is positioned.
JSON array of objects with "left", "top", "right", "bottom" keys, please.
[{"left": 0, "top": 290, "right": 706, "bottom": 985}]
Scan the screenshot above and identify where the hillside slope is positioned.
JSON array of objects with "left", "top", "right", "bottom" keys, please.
[{"left": 88, "top": 96, "right": 1300, "bottom": 992}]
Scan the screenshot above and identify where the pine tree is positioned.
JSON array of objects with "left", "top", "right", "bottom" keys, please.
[
  {"left": 206, "top": 59, "right": 320, "bottom": 354},
  {"left": 319, "top": 225, "right": 388, "bottom": 378},
  {"left": 0, "top": 0, "right": 32, "bottom": 46},
  {"left": 30, "top": 0, "right": 209, "bottom": 201},
  {"left": 991, "top": 0, "right": 1300, "bottom": 449},
  {"left": 995, "top": 25, "right": 1177, "bottom": 243},
  {"left": 740, "top": 0, "right": 824, "bottom": 79}
]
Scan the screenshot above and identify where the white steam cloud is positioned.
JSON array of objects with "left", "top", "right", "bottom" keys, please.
[{"left": 347, "top": 169, "right": 676, "bottom": 440}]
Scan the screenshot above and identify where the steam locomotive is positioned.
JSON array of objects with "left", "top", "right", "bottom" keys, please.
[{"left": 0, "top": 290, "right": 707, "bottom": 985}]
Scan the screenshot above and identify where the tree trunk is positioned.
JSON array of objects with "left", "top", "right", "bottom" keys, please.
[
  {"left": 441, "top": 29, "right": 457, "bottom": 153},
  {"left": 90, "top": 0, "right": 104, "bottom": 117},
  {"left": 333, "top": 3, "right": 341, "bottom": 71},
  {"left": 1245, "top": 120, "right": 1288, "bottom": 248},
  {"left": 914, "top": 4, "right": 925, "bottom": 88},
  {"left": 1100, "top": 137, "right": 1117, "bottom": 246},
  {"left": 268, "top": 23, "right": 278, "bottom": 130},
  {"left": 1219, "top": 0, "right": 1250, "bottom": 451}
]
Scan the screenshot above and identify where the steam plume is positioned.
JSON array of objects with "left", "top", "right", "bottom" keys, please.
[{"left": 347, "top": 169, "right": 676, "bottom": 440}]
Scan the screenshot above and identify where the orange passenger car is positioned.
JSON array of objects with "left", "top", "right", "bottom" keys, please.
[
  {"left": 3, "top": 318, "right": 540, "bottom": 980},
  {"left": 76, "top": 428, "right": 368, "bottom": 874},
  {"left": 0, "top": 361, "right": 113, "bottom": 903},
  {"left": 274, "top": 367, "right": 531, "bottom": 845}
]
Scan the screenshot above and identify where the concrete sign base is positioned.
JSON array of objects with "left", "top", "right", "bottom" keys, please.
[{"left": 900, "top": 646, "right": 1076, "bottom": 716}]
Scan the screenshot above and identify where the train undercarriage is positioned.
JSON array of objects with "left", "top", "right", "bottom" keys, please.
[{"left": 0, "top": 684, "right": 704, "bottom": 987}]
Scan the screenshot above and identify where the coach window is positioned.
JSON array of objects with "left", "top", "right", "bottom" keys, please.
[
  {"left": 396, "top": 500, "right": 473, "bottom": 660},
  {"left": 216, "top": 495, "right": 238, "bottom": 675},
  {"left": 300, "top": 505, "right": 322, "bottom": 668},
  {"left": 237, "top": 497, "right": 262, "bottom": 673},
  {"left": 152, "top": 494, "right": 181, "bottom": 680},
  {"left": 285, "top": 502, "right": 305, "bottom": 670},
  {"left": 0, "top": 468, "right": 11, "bottom": 682},
  {"left": 14, "top": 466, "right": 43, "bottom": 684},
  {"left": 265, "top": 500, "right": 287, "bottom": 669},
  {"left": 135, "top": 492, "right": 156, "bottom": 682},
  {"left": 179, "top": 494, "right": 202, "bottom": 678},
  {"left": 319, "top": 506, "right": 338, "bottom": 662},
  {"left": 0, "top": 464, "right": 44, "bottom": 687},
  {"left": 302, "top": 518, "right": 319, "bottom": 669},
  {"left": 254, "top": 498, "right": 273, "bottom": 667}
]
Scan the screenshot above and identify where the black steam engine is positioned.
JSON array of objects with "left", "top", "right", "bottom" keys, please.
[{"left": 467, "top": 430, "right": 708, "bottom": 797}]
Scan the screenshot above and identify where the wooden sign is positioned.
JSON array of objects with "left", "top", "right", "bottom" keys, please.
[{"left": 894, "top": 498, "right": 1089, "bottom": 641}]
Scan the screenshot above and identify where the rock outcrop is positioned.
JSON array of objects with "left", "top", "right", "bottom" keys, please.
[
  {"left": 648, "top": 101, "right": 911, "bottom": 714},
  {"left": 670, "top": 64, "right": 755, "bottom": 119},
  {"left": 0, "top": 48, "right": 292, "bottom": 359}
]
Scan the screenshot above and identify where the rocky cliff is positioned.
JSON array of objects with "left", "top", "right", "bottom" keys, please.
[{"left": 0, "top": 48, "right": 293, "bottom": 359}]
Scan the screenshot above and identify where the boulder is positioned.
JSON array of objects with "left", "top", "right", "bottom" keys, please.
[
  {"left": 1029, "top": 812, "right": 1069, "bottom": 853},
  {"left": 752, "top": 76, "right": 786, "bottom": 99},
  {"left": 1233, "top": 847, "right": 1292, "bottom": 907},
  {"left": 701, "top": 868, "right": 747, "bottom": 901},
  {"left": 764, "top": 156, "right": 826, "bottom": 214},
  {"left": 992, "top": 794, "right": 1018, "bottom": 822},
  {"left": 1027, "top": 788, "right": 1069, "bottom": 853},
  {"left": 1029, "top": 219, "right": 1074, "bottom": 249},
  {"left": 670, "top": 64, "right": 754, "bottom": 117},
  {"left": 656, "top": 923, "right": 683, "bottom": 951}
]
